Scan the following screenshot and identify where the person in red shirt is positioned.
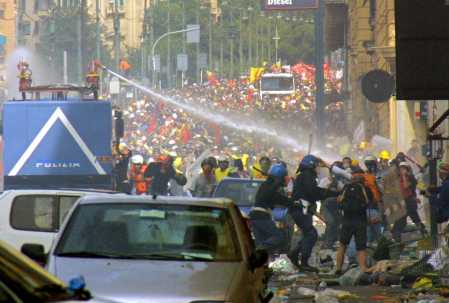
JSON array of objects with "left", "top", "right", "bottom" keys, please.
[
  {"left": 129, "top": 155, "right": 150, "bottom": 195},
  {"left": 392, "top": 161, "right": 427, "bottom": 242}
]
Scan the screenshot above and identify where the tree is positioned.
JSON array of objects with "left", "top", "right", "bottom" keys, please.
[
  {"left": 37, "top": 6, "right": 113, "bottom": 84},
  {"left": 142, "top": 0, "right": 315, "bottom": 83}
]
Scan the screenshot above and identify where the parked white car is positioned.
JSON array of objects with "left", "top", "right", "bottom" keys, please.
[
  {"left": 25, "top": 195, "right": 270, "bottom": 303},
  {"left": 0, "top": 189, "right": 113, "bottom": 253}
]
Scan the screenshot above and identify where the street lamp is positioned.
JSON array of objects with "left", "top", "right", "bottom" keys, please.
[{"left": 151, "top": 26, "right": 200, "bottom": 88}]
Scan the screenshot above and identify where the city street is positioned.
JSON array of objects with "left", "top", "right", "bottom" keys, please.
[{"left": 0, "top": 0, "right": 449, "bottom": 302}]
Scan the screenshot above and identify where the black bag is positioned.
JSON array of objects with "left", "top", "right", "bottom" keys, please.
[{"left": 341, "top": 183, "right": 368, "bottom": 215}]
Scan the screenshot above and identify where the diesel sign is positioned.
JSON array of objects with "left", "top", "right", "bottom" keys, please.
[{"left": 261, "top": 0, "right": 319, "bottom": 10}]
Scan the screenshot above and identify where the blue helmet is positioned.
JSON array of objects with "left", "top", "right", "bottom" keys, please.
[
  {"left": 300, "top": 155, "right": 320, "bottom": 169},
  {"left": 269, "top": 164, "right": 288, "bottom": 178}
]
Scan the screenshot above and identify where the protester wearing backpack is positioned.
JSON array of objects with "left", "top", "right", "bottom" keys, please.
[{"left": 335, "top": 174, "right": 372, "bottom": 275}]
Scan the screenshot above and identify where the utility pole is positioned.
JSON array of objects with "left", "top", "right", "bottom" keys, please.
[
  {"left": 141, "top": 0, "right": 148, "bottom": 80},
  {"left": 150, "top": 3, "right": 154, "bottom": 87},
  {"left": 255, "top": 16, "right": 259, "bottom": 65},
  {"left": 268, "top": 18, "right": 272, "bottom": 62},
  {"left": 95, "top": 0, "right": 100, "bottom": 61},
  {"left": 248, "top": 6, "right": 253, "bottom": 67},
  {"left": 77, "top": 1, "right": 83, "bottom": 83},
  {"left": 229, "top": 10, "right": 234, "bottom": 78},
  {"left": 273, "top": 23, "right": 280, "bottom": 64},
  {"left": 239, "top": 9, "right": 243, "bottom": 75},
  {"left": 208, "top": 10, "right": 213, "bottom": 71},
  {"left": 315, "top": 0, "right": 325, "bottom": 144},
  {"left": 181, "top": 0, "right": 186, "bottom": 87},
  {"left": 196, "top": 2, "right": 200, "bottom": 83},
  {"left": 167, "top": 0, "right": 171, "bottom": 88},
  {"left": 219, "top": 11, "right": 224, "bottom": 77},
  {"left": 114, "top": 0, "right": 121, "bottom": 72},
  {"left": 182, "top": 1, "right": 186, "bottom": 53},
  {"left": 95, "top": 0, "right": 101, "bottom": 94}
]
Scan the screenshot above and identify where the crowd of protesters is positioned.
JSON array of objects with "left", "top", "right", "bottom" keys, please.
[{"left": 111, "top": 61, "right": 449, "bottom": 275}]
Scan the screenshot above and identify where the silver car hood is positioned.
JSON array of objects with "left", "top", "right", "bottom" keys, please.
[{"left": 53, "top": 257, "right": 240, "bottom": 303}]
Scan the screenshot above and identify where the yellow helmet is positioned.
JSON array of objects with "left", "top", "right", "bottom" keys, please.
[
  {"left": 359, "top": 141, "right": 368, "bottom": 150},
  {"left": 379, "top": 150, "right": 391, "bottom": 160}
]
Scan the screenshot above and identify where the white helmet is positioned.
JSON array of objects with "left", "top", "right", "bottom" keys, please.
[
  {"left": 131, "top": 155, "right": 144, "bottom": 165},
  {"left": 399, "top": 161, "right": 411, "bottom": 168}
]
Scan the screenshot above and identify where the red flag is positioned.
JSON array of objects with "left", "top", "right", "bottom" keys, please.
[
  {"left": 147, "top": 113, "right": 158, "bottom": 134},
  {"left": 180, "top": 124, "right": 192, "bottom": 144}
]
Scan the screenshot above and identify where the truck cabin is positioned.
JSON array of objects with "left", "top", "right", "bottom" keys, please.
[{"left": 259, "top": 73, "right": 295, "bottom": 99}]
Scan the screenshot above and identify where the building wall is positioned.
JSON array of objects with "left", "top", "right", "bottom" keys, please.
[
  {"left": 16, "top": 0, "right": 44, "bottom": 49},
  {"left": 346, "top": 0, "right": 426, "bottom": 154},
  {"left": 86, "top": 0, "right": 145, "bottom": 52},
  {"left": 0, "top": 0, "right": 16, "bottom": 96}
]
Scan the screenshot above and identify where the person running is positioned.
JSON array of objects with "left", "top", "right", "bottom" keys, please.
[
  {"left": 392, "top": 162, "right": 427, "bottom": 242},
  {"left": 335, "top": 173, "right": 372, "bottom": 275},
  {"left": 288, "top": 155, "right": 339, "bottom": 272}
]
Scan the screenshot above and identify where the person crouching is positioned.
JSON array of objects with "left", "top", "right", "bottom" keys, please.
[{"left": 249, "top": 164, "right": 295, "bottom": 255}]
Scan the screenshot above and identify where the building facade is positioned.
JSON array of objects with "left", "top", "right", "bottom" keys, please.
[
  {"left": 0, "top": 0, "right": 16, "bottom": 98},
  {"left": 86, "top": 0, "right": 146, "bottom": 51},
  {"left": 345, "top": 0, "right": 429, "bottom": 156}
]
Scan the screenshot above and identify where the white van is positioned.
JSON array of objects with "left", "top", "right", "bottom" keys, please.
[{"left": 0, "top": 189, "right": 112, "bottom": 253}]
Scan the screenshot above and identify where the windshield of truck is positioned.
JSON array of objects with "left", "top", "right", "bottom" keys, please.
[
  {"left": 261, "top": 77, "right": 294, "bottom": 91},
  {"left": 55, "top": 203, "right": 242, "bottom": 262}
]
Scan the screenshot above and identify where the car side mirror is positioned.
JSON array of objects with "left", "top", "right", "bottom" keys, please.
[
  {"left": 21, "top": 244, "right": 47, "bottom": 265},
  {"left": 249, "top": 249, "right": 268, "bottom": 272}
]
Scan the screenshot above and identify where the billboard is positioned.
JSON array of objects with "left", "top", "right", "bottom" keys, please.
[
  {"left": 395, "top": 0, "right": 449, "bottom": 100},
  {"left": 261, "top": 0, "right": 319, "bottom": 11}
]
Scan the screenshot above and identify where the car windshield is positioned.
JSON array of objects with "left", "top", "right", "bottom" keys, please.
[
  {"left": 55, "top": 203, "right": 242, "bottom": 262},
  {"left": 214, "top": 181, "right": 261, "bottom": 206}
]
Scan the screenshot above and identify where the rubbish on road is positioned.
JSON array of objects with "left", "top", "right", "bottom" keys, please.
[
  {"left": 439, "top": 287, "right": 449, "bottom": 297},
  {"left": 427, "top": 247, "right": 449, "bottom": 271},
  {"left": 314, "top": 292, "right": 339, "bottom": 303},
  {"left": 278, "top": 273, "right": 307, "bottom": 281},
  {"left": 372, "top": 272, "right": 401, "bottom": 286},
  {"left": 295, "top": 287, "right": 316, "bottom": 298},
  {"left": 400, "top": 255, "right": 434, "bottom": 279},
  {"left": 370, "top": 295, "right": 391, "bottom": 301},
  {"left": 368, "top": 260, "right": 415, "bottom": 274},
  {"left": 269, "top": 254, "right": 297, "bottom": 275},
  {"left": 412, "top": 277, "right": 433, "bottom": 291},
  {"left": 318, "top": 280, "right": 327, "bottom": 290},
  {"left": 338, "top": 267, "right": 364, "bottom": 286},
  {"left": 320, "top": 288, "right": 357, "bottom": 300}
]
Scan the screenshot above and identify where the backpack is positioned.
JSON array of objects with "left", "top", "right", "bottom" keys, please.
[
  {"left": 341, "top": 183, "right": 369, "bottom": 215},
  {"left": 363, "top": 173, "right": 382, "bottom": 203}
]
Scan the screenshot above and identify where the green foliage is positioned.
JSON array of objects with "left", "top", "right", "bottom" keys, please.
[
  {"left": 141, "top": 0, "right": 315, "bottom": 81},
  {"left": 36, "top": 7, "right": 113, "bottom": 83}
]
